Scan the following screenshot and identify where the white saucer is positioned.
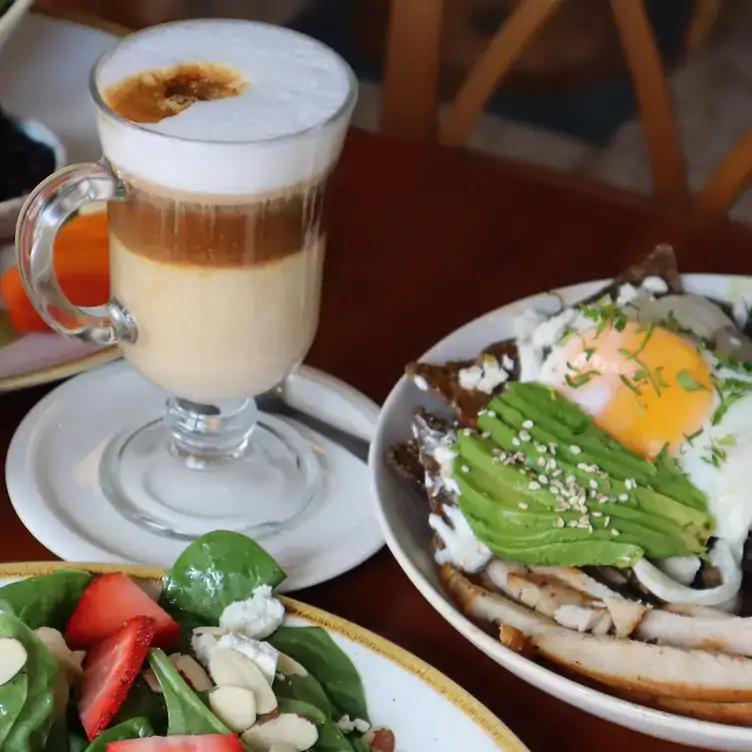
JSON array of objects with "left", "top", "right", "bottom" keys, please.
[{"left": 6, "top": 360, "right": 384, "bottom": 592}]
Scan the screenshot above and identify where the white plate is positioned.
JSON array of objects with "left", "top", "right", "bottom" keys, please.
[
  {"left": 0, "top": 562, "right": 530, "bottom": 751},
  {"left": 371, "top": 273, "right": 752, "bottom": 751},
  {"left": 6, "top": 360, "right": 385, "bottom": 591},
  {"left": 0, "top": 12, "right": 122, "bottom": 390}
]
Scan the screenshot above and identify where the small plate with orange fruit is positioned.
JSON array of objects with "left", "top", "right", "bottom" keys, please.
[{"left": 0, "top": 206, "right": 120, "bottom": 391}]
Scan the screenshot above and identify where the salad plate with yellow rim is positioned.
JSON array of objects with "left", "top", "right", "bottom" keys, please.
[{"left": 0, "top": 531, "right": 527, "bottom": 751}]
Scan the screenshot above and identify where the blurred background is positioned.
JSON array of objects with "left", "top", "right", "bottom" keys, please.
[{"left": 55, "top": 0, "right": 752, "bottom": 222}]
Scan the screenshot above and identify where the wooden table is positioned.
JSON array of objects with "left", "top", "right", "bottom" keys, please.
[{"left": 5, "top": 28, "right": 752, "bottom": 749}]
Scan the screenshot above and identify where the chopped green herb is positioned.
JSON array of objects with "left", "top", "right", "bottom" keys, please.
[
  {"left": 676, "top": 370, "right": 708, "bottom": 393},
  {"left": 584, "top": 348, "right": 595, "bottom": 362},
  {"left": 619, "top": 374, "right": 642, "bottom": 396},
  {"left": 683, "top": 429, "right": 703, "bottom": 446}
]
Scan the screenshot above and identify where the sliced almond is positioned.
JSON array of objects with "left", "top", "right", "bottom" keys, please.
[
  {"left": 208, "top": 685, "right": 257, "bottom": 732},
  {"left": 0, "top": 638, "right": 27, "bottom": 685},
  {"left": 143, "top": 669, "right": 164, "bottom": 694},
  {"left": 276, "top": 652, "right": 308, "bottom": 677},
  {"left": 193, "top": 626, "right": 230, "bottom": 637},
  {"left": 168, "top": 652, "right": 181, "bottom": 667},
  {"left": 209, "top": 648, "right": 278, "bottom": 714},
  {"left": 176, "top": 654, "right": 212, "bottom": 692},
  {"left": 241, "top": 714, "right": 318, "bottom": 751},
  {"left": 34, "top": 628, "right": 83, "bottom": 678}
]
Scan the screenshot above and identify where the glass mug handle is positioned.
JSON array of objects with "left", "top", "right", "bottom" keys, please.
[{"left": 15, "top": 161, "right": 137, "bottom": 345}]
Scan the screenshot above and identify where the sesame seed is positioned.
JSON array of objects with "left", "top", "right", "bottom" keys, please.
[
  {"left": 537, "top": 457, "right": 546, "bottom": 467},
  {"left": 546, "top": 458, "right": 557, "bottom": 470},
  {"left": 570, "top": 445, "right": 582, "bottom": 455},
  {"left": 618, "top": 493, "right": 629, "bottom": 502},
  {"left": 552, "top": 469, "right": 563, "bottom": 478},
  {"left": 625, "top": 478, "right": 636, "bottom": 490},
  {"left": 462, "top": 428, "right": 473, "bottom": 436},
  {"left": 591, "top": 511, "right": 603, "bottom": 517},
  {"left": 487, "top": 411, "right": 497, "bottom": 418},
  {"left": 519, "top": 430, "right": 531, "bottom": 442},
  {"left": 482, "top": 431, "right": 491, "bottom": 439},
  {"left": 604, "top": 516, "right": 611, "bottom": 526},
  {"left": 512, "top": 438, "right": 521, "bottom": 447},
  {"left": 577, "top": 463, "right": 589, "bottom": 471},
  {"left": 589, "top": 490, "right": 597, "bottom": 499},
  {"left": 549, "top": 487, "right": 559, "bottom": 495},
  {"left": 589, "top": 479, "right": 599, "bottom": 489},
  {"left": 478, "top": 410, "right": 488, "bottom": 416},
  {"left": 539, "top": 475, "right": 549, "bottom": 485},
  {"left": 568, "top": 521, "right": 578, "bottom": 528},
  {"left": 566, "top": 475, "right": 576, "bottom": 485},
  {"left": 519, "top": 502, "right": 529, "bottom": 510},
  {"left": 577, "top": 520, "right": 590, "bottom": 529},
  {"left": 492, "top": 447, "right": 501, "bottom": 455},
  {"left": 461, "top": 465, "right": 470, "bottom": 473},
  {"left": 610, "top": 528, "right": 620, "bottom": 536},
  {"left": 528, "top": 481, "right": 541, "bottom": 491},
  {"left": 536, "top": 445, "right": 548, "bottom": 453},
  {"left": 549, "top": 443, "right": 557, "bottom": 455},
  {"left": 522, "top": 420, "right": 534, "bottom": 429},
  {"left": 556, "top": 517, "right": 565, "bottom": 528}
]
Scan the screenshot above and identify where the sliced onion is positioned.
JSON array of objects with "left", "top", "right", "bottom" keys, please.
[{"left": 632, "top": 541, "right": 742, "bottom": 607}]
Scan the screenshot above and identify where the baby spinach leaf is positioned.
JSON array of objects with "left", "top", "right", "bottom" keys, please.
[
  {"left": 0, "top": 612, "right": 58, "bottom": 751},
  {"left": 112, "top": 678, "right": 167, "bottom": 736},
  {"left": 148, "top": 649, "right": 229, "bottom": 736},
  {"left": 0, "top": 571, "right": 93, "bottom": 630},
  {"left": 269, "top": 627, "right": 369, "bottom": 722},
  {"left": 273, "top": 672, "right": 333, "bottom": 718},
  {"left": 160, "top": 531, "right": 286, "bottom": 623},
  {"left": 83, "top": 717, "right": 154, "bottom": 751},
  {"left": 0, "top": 674, "right": 28, "bottom": 746},
  {"left": 348, "top": 737, "right": 370, "bottom": 752},
  {"left": 277, "top": 698, "right": 353, "bottom": 752},
  {"left": 68, "top": 736, "right": 88, "bottom": 752}
]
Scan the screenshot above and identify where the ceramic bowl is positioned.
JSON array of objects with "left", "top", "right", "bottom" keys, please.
[{"left": 370, "top": 273, "right": 752, "bottom": 751}]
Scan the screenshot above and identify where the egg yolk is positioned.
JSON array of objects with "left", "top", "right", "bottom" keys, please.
[{"left": 554, "top": 321, "right": 714, "bottom": 459}]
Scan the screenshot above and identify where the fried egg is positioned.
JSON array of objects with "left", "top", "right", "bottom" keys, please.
[{"left": 537, "top": 321, "right": 716, "bottom": 459}]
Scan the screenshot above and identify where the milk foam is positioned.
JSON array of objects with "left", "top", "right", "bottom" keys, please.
[{"left": 94, "top": 20, "right": 355, "bottom": 195}]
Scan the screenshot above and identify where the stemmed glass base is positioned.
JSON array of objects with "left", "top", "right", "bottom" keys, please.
[{"left": 98, "top": 396, "right": 323, "bottom": 540}]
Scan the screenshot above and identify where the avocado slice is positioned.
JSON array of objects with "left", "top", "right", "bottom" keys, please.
[
  {"left": 456, "top": 430, "right": 713, "bottom": 543},
  {"left": 456, "top": 467, "right": 705, "bottom": 559},
  {"left": 495, "top": 382, "right": 708, "bottom": 510}
]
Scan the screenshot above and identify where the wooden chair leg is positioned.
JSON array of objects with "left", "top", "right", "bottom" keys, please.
[
  {"left": 695, "top": 128, "right": 752, "bottom": 219},
  {"left": 380, "top": 0, "right": 443, "bottom": 142},
  {"left": 438, "top": 0, "right": 565, "bottom": 147},
  {"left": 610, "top": 0, "right": 687, "bottom": 206}
]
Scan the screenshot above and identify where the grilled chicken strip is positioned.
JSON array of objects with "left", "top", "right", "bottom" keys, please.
[{"left": 534, "top": 629, "right": 752, "bottom": 702}]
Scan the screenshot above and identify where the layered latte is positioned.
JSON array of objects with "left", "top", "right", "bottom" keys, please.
[{"left": 93, "top": 20, "right": 353, "bottom": 400}]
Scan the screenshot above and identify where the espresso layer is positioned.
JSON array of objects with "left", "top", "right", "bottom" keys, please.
[
  {"left": 104, "top": 62, "right": 247, "bottom": 124},
  {"left": 108, "top": 177, "right": 326, "bottom": 267}
]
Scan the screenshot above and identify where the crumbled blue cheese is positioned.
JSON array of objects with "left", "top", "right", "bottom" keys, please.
[
  {"left": 219, "top": 585, "right": 285, "bottom": 640},
  {"left": 191, "top": 629, "right": 279, "bottom": 683},
  {"left": 336, "top": 715, "right": 371, "bottom": 734},
  {"left": 430, "top": 505, "right": 492, "bottom": 573},
  {"left": 458, "top": 356, "right": 509, "bottom": 394}
]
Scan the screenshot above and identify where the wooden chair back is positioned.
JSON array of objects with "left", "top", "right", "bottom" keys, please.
[{"left": 380, "top": 0, "right": 751, "bottom": 219}]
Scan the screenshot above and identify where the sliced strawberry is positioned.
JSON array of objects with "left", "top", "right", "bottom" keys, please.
[
  {"left": 66, "top": 573, "right": 179, "bottom": 650},
  {"left": 107, "top": 735, "right": 243, "bottom": 751},
  {"left": 79, "top": 615, "right": 156, "bottom": 740}
]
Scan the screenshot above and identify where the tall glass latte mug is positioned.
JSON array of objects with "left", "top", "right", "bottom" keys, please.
[{"left": 16, "top": 20, "right": 357, "bottom": 540}]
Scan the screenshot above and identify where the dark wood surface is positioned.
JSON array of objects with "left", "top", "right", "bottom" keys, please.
[{"left": 4, "top": 127, "right": 752, "bottom": 751}]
